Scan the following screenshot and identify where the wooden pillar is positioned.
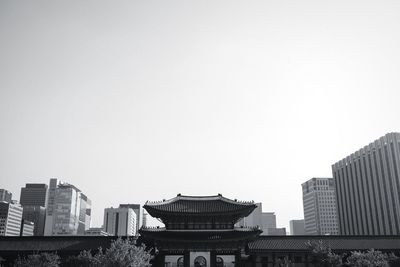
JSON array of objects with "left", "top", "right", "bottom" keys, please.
[
  {"left": 235, "top": 251, "right": 241, "bottom": 267},
  {"left": 184, "top": 251, "right": 190, "bottom": 267},
  {"left": 154, "top": 251, "right": 165, "bottom": 267},
  {"left": 210, "top": 251, "right": 216, "bottom": 267},
  {"left": 304, "top": 253, "right": 309, "bottom": 267}
]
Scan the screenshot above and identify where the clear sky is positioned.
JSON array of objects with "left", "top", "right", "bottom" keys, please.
[{"left": 1, "top": 0, "right": 400, "bottom": 230}]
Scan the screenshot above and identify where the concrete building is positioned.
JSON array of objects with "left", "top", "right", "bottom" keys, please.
[
  {"left": 22, "top": 205, "right": 46, "bottom": 236},
  {"left": 333, "top": 132, "right": 400, "bottom": 235},
  {"left": 142, "top": 212, "right": 148, "bottom": 227},
  {"left": 237, "top": 204, "right": 285, "bottom": 236},
  {"left": 20, "top": 183, "right": 48, "bottom": 207},
  {"left": 0, "top": 189, "right": 12, "bottom": 203},
  {"left": 20, "top": 183, "right": 48, "bottom": 236},
  {"left": 302, "top": 178, "right": 338, "bottom": 235},
  {"left": 103, "top": 207, "right": 137, "bottom": 236},
  {"left": 20, "top": 219, "right": 34, "bottom": 236},
  {"left": 44, "top": 178, "right": 60, "bottom": 235},
  {"left": 85, "top": 227, "right": 110, "bottom": 236},
  {"left": 44, "top": 179, "right": 91, "bottom": 236},
  {"left": 264, "top": 227, "right": 286, "bottom": 235},
  {"left": 290, "top": 219, "right": 305, "bottom": 235},
  {"left": 261, "top": 212, "right": 276, "bottom": 229},
  {"left": 0, "top": 201, "right": 23, "bottom": 236},
  {"left": 119, "top": 204, "right": 140, "bottom": 235},
  {"left": 236, "top": 202, "right": 262, "bottom": 228}
]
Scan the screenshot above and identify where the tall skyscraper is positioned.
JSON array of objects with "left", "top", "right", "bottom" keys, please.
[
  {"left": 302, "top": 178, "right": 338, "bottom": 235},
  {"left": 142, "top": 212, "right": 148, "bottom": 228},
  {"left": 236, "top": 204, "right": 283, "bottom": 235},
  {"left": 103, "top": 207, "right": 137, "bottom": 236},
  {"left": 118, "top": 204, "right": 140, "bottom": 235},
  {"left": 290, "top": 219, "right": 305, "bottom": 235},
  {"left": 237, "top": 202, "right": 262, "bottom": 227},
  {"left": 20, "top": 220, "right": 34, "bottom": 236},
  {"left": 261, "top": 212, "right": 276, "bottom": 229},
  {"left": 332, "top": 132, "right": 400, "bottom": 235},
  {"left": 20, "top": 183, "right": 48, "bottom": 236},
  {"left": 0, "top": 201, "right": 23, "bottom": 236},
  {"left": 20, "top": 183, "right": 48, "bottom": 207},
  {"left": 22, "top": 206, "right": 46, "bottom": 236},
  {"left": 0, "top": 189, "right": 12, "bottom": 203},
  {"left": 44, "top": 179, "right": 91, "bottom": 236},
  {"left": 44, "top": 178, "right": 60, "bottom": 235},
  {"left": 260, "top": 212, "right": 279, "bottom": 235}
]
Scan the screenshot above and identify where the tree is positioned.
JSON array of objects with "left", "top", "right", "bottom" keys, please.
[
  {"left": 66, "top": 249, "right": 103, "bottom": 267},
  {"left": 274, "top": 256, "right": 294, "bottom": 267},
  {"left": 14, "top": 252, "right": 60, "bottom": 267},
  {"left": 67, "top": 237, "right": 152, "bottom": 267},
  {"left": 306, "top": 240, "right": 342, "bottom": 267},
  {"left": 345, "top": 249, "right": 398, "bottom": 267}
]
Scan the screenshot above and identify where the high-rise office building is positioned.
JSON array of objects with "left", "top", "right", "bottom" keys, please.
[
  {"left": 237, "top": 204, "right": 283, "bottom": 235},
  {"left": 302, "top": 178, "right": 338, "bottom": 235},
  {"left": 142, "top": 212, "right": 148, "bottom": 227},
  {"left": 20, "top": 183, "right": 48, "bottom": 207},
  {"left": 20, "top": 183, "right": 48, "bottom": 236},
  {"left": 265, "top": 227, "right": 286, "bottom": 235},
  {"left": 20, "top": 219, "right": 34, "bottom": 236},
  {"left": 22, "top": 206, "right": 46, "bottom": 236},
  {"left": 261, "top": 212, "right": 276, "bottom": 229},
  {"left": 44, "top": 178, "right": 60, "bottom": 235},
  {"left": 103, "top": 207, "right": 137, "bottom": 236},
  {"left": 85, "top": 227, "right": 110, "bottom": 236},
  {"left": 44, "top": 179, "right": 91, "bottom": 236},
  {"left": 237, "top": 202, "right": 262, "bottom": 227},
  {"left": 119, "top": 204, "right": 140, "bottom": 235},
  {"left": 0, "top": 189, "right": 12, "bottom": 203},
  {"left": 332, "top": 132, "right": 400, "bottom": 235},
  {"left": 261, "top": 212, "right": 280, "bottom": 235},
  {"left": 0, "top": 201, "right": 23, "bottom": 236},
  {"left": 290, "top": 219, "right": 305, "bottom": 235}
]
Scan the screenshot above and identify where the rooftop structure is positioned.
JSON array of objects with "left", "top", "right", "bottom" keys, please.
[
  {"left": 20, "top": 183, "right": 48, "bottom": 207},
  {"left": 0, "top": 189, "right": 12, "bottom": 203}
]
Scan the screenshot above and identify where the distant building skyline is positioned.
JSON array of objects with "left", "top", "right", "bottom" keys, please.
[
  {"left": 20, "top": 183, "right": 48, "bottom": 207},
  {"left": 118, "top": 204, "right": 141, "bottom": 235},
  {"left": 333, "top": 132, "right": 400, "bottom": 235},
  {"left": 85, "top": 227, "right": 110, "bottom": 236},
  {"left": 290, "top": 219, "right": 305, "bottom": 235},
  {"left": 103, "top": 207, "right": 137, "bottom": 236},
  {"left": 0, "top": 201, "right": 23, "bottom": 236},
  {"left": 22, "top": 205, "right": 46, "bottom": 236},
  {"left": 302, "top": 177, "right": 338, "bottom": 235},
  {"left": 0, "top": 189, "right": 12, "bottom": 203},
  {"left": 20, "top": 219, "right": 34, "bottom": 236},
  {"left": 44, "top": 178, "right": 91, "bottom": 236}
]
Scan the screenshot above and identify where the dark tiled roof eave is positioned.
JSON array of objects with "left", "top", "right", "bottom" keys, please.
[
  {"left": 247, "top": 236, "right": 400, "bottom": 253},
  {"left": 144, "top": 195, "right": 256, "bottom": 216},
  {"left": 0, "top": 236, "right": 129, "bottom": 252}
]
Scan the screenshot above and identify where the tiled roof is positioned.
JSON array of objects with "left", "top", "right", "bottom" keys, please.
[
  {"left": 0, "top": 236, "right": 125, "bottom": 252},
  {"left": 140, "top": 227, "right": 262, "bottom": 241},
  {"left": 144, "top": 194, "right": 256, "bottom": 216},
  {"left": 247, "top": 236, "right": 400, "bottom": 252}
]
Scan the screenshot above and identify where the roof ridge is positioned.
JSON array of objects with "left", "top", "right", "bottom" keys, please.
[{"left": 145, "top": 194, "right": 255, "bottom": 206}]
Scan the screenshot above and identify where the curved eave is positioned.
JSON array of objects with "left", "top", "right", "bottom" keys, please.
[
  {"left": 139, "top": 228, "right": 262, "bottom": 243},
  {"left": 144, "top": 204, "right": 256, "bottom": 219},
  {"left": 143, "top": 195, "right": 257, "bottom": 218}
]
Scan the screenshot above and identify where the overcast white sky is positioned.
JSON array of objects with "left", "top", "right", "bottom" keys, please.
[{"left": 1, "top": 0, "right": 400, "bottom": 230}]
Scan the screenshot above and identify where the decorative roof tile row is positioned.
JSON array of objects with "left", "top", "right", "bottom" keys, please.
[
  {"left": 247, "top": 236, "right": 400, "bottom": 252},
  {"left": 144, "top": 194, "right": 256, "bottom": 215}
]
